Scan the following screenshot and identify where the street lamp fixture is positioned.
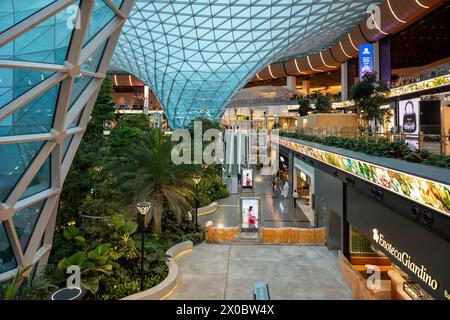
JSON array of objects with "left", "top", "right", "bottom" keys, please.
[
  {"left": 136, "top": 201, "right": 151, "bottom": 292},
  {"left": 192, "top": 175, "right": 202, "bottom": 228}
]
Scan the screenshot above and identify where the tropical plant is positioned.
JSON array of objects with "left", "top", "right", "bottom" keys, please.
[
  {"left": 0, "top": 266, "right": 56, "bottom": 300},
  {"left": 314, "top": 93, "right": 333, "bottom": 113},
  {"left": 58, "top": 77, "right": 117, "bottom": 225},
  {"left": 109, "top": 128, "right": 202, "bottom": 233},
  {"left": 297, "top": 95, "right": 311, "bottom": 116},
  {"left": 56, "top": 243, "right": 116, "bottom": 294},
  {"left": 0, "top": 266, "right": 31, "bottom": 300},
  {"left": 279, "top": 131, "right": 450, "bottom": 169},
  {"left": 350, "top": 72, "right": 390, "bottom": 131}
]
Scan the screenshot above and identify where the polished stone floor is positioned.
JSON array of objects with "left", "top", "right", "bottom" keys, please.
[
  {"left": 198, "top": 171, "right": 311, "bottom": 228},
  {"left": 168, "top": 243, "right": 352, "bottom": 300}
]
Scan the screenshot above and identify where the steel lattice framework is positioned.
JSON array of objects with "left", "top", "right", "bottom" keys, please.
[
  {"left": 112, "top": 0, "right": 379, "bottom": 128},
  {"left": 0, "top": 0, "right": 135, "bottom": 281}
]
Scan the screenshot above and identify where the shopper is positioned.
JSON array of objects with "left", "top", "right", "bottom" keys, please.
[
  {"left": 283, "top": 180, "right": 289, "bottom": 199},
  {"left": 292, "top": 189, "right": 299, "bottom": 211}
]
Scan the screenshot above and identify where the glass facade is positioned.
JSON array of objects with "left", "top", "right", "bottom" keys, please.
[
  {"left": 0, "top": 141, "right": 45, "bottom": 202},
  {"left": 13, "top": 200, "right": 46, "bottom": 250},
  {"left": 0, "top": 0, "right": 56, "bottom": 33},
  {"left": 0, "top": 223, "right": 16, "bottom": 273},
  {"left": 20, "top": 157, "right": 51, "bottom": 200},
  {"left": 0, "top": 0, "right": 131, "bottom": 280},
  {"left": 112, "top": 0, "right": 379, "bottom": 128}
]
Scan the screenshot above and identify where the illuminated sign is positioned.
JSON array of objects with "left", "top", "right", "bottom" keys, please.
[
  {"left": 372, "top": 228, "right": 439, "bottom": 290},
  {"left": 242, "top": 168, "right": 253, "bottom": 189},
  {"left": 277, "top": 137, "right": 450, "bottom": 217},
  {"left": 389, "top": 74, "right": 450, "bottom": 98},
  {"left": 240, "top": 197, "right": 260, "bottom": 232},
  {"left": 332, "top": 100, "right": 354, "bottom": 109},
  {"left": 359, "top": 44, "right": 374, "bottom": 79}
]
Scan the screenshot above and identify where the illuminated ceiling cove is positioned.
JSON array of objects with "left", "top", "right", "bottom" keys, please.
[{"left": 112, "top": 0, "right": 380, "bottom": 128}]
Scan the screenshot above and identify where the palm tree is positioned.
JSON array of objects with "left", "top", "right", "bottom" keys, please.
[{"left": 109, "top": 128, "right": 201, "bottom": 233}]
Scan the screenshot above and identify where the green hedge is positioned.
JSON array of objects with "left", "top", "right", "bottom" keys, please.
[{"left": 280, "top": 131, "right": 450, "bottom": 169}]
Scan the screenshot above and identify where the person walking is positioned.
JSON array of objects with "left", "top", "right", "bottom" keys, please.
[
  {"left": 283, "top": 180, "right": 289, "bottom": 199},
  {"left": 292, "top": 189, "right": 299, "bottom": 212}
]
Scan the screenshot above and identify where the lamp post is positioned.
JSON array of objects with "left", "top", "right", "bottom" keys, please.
[
  {"left": 192, "top": 175, "right": 202, "bottom": 229},
  {"left": 136, "top": 201, "right": 151, "bottom": 292}
]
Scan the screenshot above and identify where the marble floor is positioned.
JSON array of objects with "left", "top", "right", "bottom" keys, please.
[
  {"left": 168, "top": 243, "right": 353, "bottom": 300},
  {"left": 198, "top": 171, "right": 312, "bottom": 228}
]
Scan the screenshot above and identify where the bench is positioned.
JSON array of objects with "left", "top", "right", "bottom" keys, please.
[{"left": 253, "top": 281, "right": 270, "bottom": 300}]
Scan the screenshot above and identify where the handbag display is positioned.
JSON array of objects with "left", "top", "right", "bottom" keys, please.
[{"left": 402, "top": 101, "right": 417, "bottom": 133}]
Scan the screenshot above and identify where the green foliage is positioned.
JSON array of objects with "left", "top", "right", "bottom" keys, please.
[
  {"left": 108, "top": 128, "right": 202, "bottom": 232},
  {"left": 197, "top": 175, "right": 229, "bottom": 207},
  {"left": 297, "top": 96, "right": 311, "bottom": 116},
  {"left": 107, "top": 114, "right": 149, "bottom": 155},
  {"left": 56, "top": 243, "right": 115, "bottom": 294},
  {"left": 59, "top": 78, "right": 118, "bottom": 224},
  {"left": 187, "top": 118, "right": 222, "bottom": 137},
  {"left": 280, "top": 131, "right": 450, "bottom": 169},
  {"left": 350, "top": 72, "right": 390, "bottom": 125},
  {"left": 0, "top": 266, "right": 56, "bottom": 300},
  {"left": 1, "top": 266, "right": 31, "bottom": 300},
  {"left": 314, "top": 93, "right": 333, "bottom": 113},
  {"left": 296, "top": 92, "right": 332, "bottom": 115}
]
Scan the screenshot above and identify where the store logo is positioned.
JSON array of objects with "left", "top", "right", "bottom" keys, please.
[
  {"left": 444, "top": 290, "right": 450, "bottom": 300},
  {"left": 372, "top": 228, "right": 380, "bottom": 243},
  {"left": 373, "top": 228, "right": 439, "bottom": 291},
  {"left": 363, "top": 47, "right": 370, "bottom": 55}
]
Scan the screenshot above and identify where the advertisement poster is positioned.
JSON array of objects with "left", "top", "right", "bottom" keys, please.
[
  {"left": 241, "top": 197, "right": 259, "bottom": 231},
  {"left": 359, "top": 44, "right": 374, "bottom": 79},
  {"left": 242, "top": 168, "right": 253, "bottom": 189},
  {"left": 399, "top": 98, "right": 420, "bottom": 150},
  {"left": 278, "top": 138, "right": 450, "bottom": 216},
  {"left": 399, "top": 98, "right": 420, "bottom": 134}
]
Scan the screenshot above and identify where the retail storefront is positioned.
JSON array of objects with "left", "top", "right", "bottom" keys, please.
[
  {"left": 347, "top": 186, "right": 450, "bottom": 300},
  {"left": 293, "top": 157, "right": 315, "bottom": 226}
]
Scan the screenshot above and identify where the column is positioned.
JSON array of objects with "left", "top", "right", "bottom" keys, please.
[
  {"left": 341, "top": 184, "right": 350, "bottom": 259},
  {"left": 379, "top": 36, "right": 391, "bottom": 86},
  {"left": 143, "top": 85, "right": 149, "bottom": 115},
  {"left": 302, "top": 80, "right": 310, "bottom": 95},
  {"left": 286, "top": 76, "right": 296, "bottom": 91},
  {"left": 341, "top": 62, "right": 348, "bottom": 102},
  {"left": 288, "top": 151, "right": 294, "bottom": 197},
  {"left": 373, "top": 41, "right": 380, "bottom": 82}
]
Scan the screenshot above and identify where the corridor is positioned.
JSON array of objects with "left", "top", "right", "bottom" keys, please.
[{"left": 199, "top": 171, "right": 312, "bottom": 228}]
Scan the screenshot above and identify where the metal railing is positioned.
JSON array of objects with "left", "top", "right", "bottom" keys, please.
[{"left": 281, "top": 128, "right": 450, "bottom": 156}]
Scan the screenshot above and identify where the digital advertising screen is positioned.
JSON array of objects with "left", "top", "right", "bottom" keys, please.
[
  {"left": 241, "top": 197, "right": 260, "bottom": 231},
  {"left": 359, "top": 43, "right": 374, "bottom": 79},
  {"left": 242, "top": 168, "right": 253, "bottom": 189},
  {"left": 399, "top": 98, "right": 420, "bottom": 135},
  {"left": 399, "top": 98, "right": 420, "bottom": 150}
]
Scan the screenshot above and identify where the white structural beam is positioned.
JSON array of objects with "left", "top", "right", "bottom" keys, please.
[{"left": 0, "top": 0, "right": 137, "bottom": 281}]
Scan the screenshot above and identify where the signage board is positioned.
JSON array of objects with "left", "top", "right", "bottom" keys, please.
[
  {"left": 242, "top": 168, "right": 253, "bottom": 189},
  {"left": 359, "top": 44, "right": 374, "bottom": 79},
  {"left": 346, "top": 186, "right": 450, "bottom": 300},
  {"left": 240, "top": 197, "right": 261, "bottom": 232},
  {"left": 278, "top": 137, "right": 450, "bottom": 217},
  {"left": 399, "top": 98, "right": 420, "bottom": 150}
]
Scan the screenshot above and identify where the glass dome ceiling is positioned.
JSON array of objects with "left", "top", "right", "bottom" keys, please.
[{"left": 112, "top": 0, "right": 380, "bottom": 128}]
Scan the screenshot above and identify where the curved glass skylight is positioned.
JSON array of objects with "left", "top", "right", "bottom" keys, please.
[{"left": 112, "top": 0, "right": 379, "bottom": 128}]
